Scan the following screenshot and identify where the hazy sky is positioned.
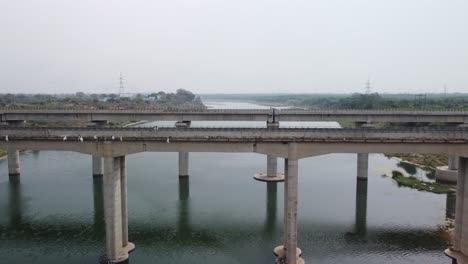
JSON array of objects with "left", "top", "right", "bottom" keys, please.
[{"left": 1, "top": 0, "right": 467, "bottom": 94}]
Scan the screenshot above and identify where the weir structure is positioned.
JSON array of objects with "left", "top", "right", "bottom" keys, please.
[{"left": 1, "top": 108, "right": 468, "bottom": 264}]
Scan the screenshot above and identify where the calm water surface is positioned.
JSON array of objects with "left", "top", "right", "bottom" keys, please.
[{"left": 0, "top": 101, "right": 454, "bottom": 264}]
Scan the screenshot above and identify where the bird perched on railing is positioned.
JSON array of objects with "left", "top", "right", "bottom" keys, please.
[{"left": 63, "top": 136, "right": 67, "bottom": 141}]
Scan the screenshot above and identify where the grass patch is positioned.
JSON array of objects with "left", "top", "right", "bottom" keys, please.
[
  {"left": 0, "top": 149, "right": 6, "bottom": 158},
  {"left": 391, "top": 170, "right": 453, "bottom": 194}
]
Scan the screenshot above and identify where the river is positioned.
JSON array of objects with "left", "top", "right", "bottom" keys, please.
[{"left": 0, "top": 101, "right": 453, "bottom": 264}]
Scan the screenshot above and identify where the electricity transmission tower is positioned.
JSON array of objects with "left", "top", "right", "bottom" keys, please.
[
  {"left": 364, "top": 79, "right": 372, "bottom": 94},
  {"left": 119, "top": 73, "right": 125, "bottom": 97}
]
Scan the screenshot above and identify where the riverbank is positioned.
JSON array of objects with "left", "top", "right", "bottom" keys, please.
[{"left": 389, "top": 170, "right": 454, "bottom": 194}]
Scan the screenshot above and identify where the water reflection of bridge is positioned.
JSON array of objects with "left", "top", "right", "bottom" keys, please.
[{"left": 1, "top": 177, "right": 453, "bottom": 255}]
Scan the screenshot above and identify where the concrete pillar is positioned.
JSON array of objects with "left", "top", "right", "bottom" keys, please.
[
  {"left": 177, "top": 177, "right": 191, "bottom": 237},
  {"left": 357, "top": 153, "right": 369, "bottom": 180},
  {"left": 176, "top": 121, "right": 190, "bottom": 178},
  {"left": 275, "top": 152, "right": 302, "bottom": 263},
  {"left": 120, "top": 156, "right": 128, "bottom": 247},
  {"left": 8, "top": 150, "right": 20, "bottom": 177},
  {"left": 90, "top": 121, "right": 107, "bottom": 178},
  {"left": 267, "top": 155, "right": 278, "bottom": 177},
  {"left": 447, "top": 190, "right": 456, "bottom": 220},
  {"left": 93, "top": 176, "right": 105, "bottom": 237},
  {"left": 92, "top": 156, "right": 104, "bottom": 177},
  {"left": 179, "top": 152, "right": 189, "bottom": 177},
  {"left": 283, "top": 158, "right": 289, "bottom": 247},
  {"left": 355, "top": 178, "right": 368, "bottom": 236},
  {"left": 264, "top": 182, "right": 277, "bottom": 237},
  {"left": 103, "top": 156, "right": 125, "bottom": 261},
  {"left": 449, "top": 155, "right": 459, "bottom": 171},
  {"left": 103, "top": 156, "right": 134, "bottom": 262},
  {"left": 285, "top": 155, "right": 298, "bottom": 264},
  {"left": 8, "top": 178, "right": 22, "bottom": 227},
  {"left": 6, "top": 122, "right": 24, "bottom": 179},
  {"left": 454, "top": 157, "right": 468, "bottom": 253}
]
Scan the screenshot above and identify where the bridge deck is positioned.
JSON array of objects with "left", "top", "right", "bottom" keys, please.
[
  {"left": 1, "top": 109, "right": 468, "bottom": 123},
  {"left": 0, "top": 127, "right": 467, "bottom": 143}
]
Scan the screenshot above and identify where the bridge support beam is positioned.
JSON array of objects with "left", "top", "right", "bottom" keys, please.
[
  {"left": 8, "top": 150, "right": 20, "bottom": 177},
  {"left": 446, "top": 157, "right": 468, "bottom": 263},
  {"left": 274, "top": 144, "right": 304, "bottom": 264},
  {"left": 357, "top": 153, "right": 369, "bottom": 180},
  {"left": 103, "top": 156, "right": 134, "bottom": 263}
]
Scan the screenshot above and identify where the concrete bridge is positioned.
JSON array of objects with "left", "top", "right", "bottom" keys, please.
[
  {"left": 1, "top": 108, "right": 468, "bottom": 124},
  {"left": 1, "top": 125, "right": 468, "bottom": 264},
  {"left": 2, "top": 109, "right": 468, "bottom": 264}
]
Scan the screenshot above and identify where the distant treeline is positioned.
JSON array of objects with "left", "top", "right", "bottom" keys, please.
[
  {"left": 0, "top": 89, "right": 204, "bottom": 109},
  {"left": 202, "top": 93, "right": 468, "bottom": 110}
]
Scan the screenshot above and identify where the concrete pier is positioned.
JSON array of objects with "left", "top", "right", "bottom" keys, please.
[
  {"left": 254, "top": 155, "right": 285, "bottom": 182},
  {"left": 176, "top": 121, "right": 191, "bottom": 178},
  {"left": 264, "top": 182, "right": 277, "bottom": 237},
  {"left": 178, "top": 152, "right": 189, "bottom": 177},
  {"left": 120, "top": 156, "right": 129, "bottom": 247},
  {"left": 355, "top": 179, "right": 368, "bottom": 236},
  {"left": 283, "top": 158, "right": 289, "bottom": 247},
  {"left": 355, "top": 121, "right": 371, "bottom": 182},
  {"left": 274, "top": 144, "right": 304, "bottom": 264},
  {"left": 357, "top": 153, "right": 369, "bottom": 180},
  {"left": 446, "top": 190, "right": 456, "bottom": 220},
  {"left": 177, "top": 177, "right": 191, "bottom": 237},
  {"left": 446, "top": 157, "right": 468, "bottom": 263},
  {"left": 90, "top": 121, "right": 106, "bottom": 178},
  {"left": 254, "top": 122, "right": 284, "bottom": 182},
  {"left": 8, "top": 150, "right": 20, "bottom": 177},
  {"left": 93, "top": 156, "right": 104, "bottom": 177},
  {"left": 285, "top": 155, "right": 298, "bottom": 264},
  {"left": 93, "top": 176, "right": 105, "bottom": 237},
  {"left": 267, "top": 155, "right": 278, "bottom": 176},
  {"left": 103, "top": 156, "right": 134, "bottom": 263},
  {"left": 450, "top": 155, "right": 460, "bottom": 170},
  {"left": 436, "top": 155, "right": 459, "bottom": 184}
]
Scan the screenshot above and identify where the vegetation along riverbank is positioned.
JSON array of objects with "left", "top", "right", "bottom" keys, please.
[{"left": 389, "top": 170, "right": 454, "bottom": 194}]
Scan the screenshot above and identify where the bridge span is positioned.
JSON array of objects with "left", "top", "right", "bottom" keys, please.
[
  {"left": 2, "top": 125, "right": 468, "bottom": 263},
  {"left": 1, "top": 108, "right": 468, "bottom": 124},
  {"left": 0, "top": 127, "right": 468, "bottom": 159}
]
